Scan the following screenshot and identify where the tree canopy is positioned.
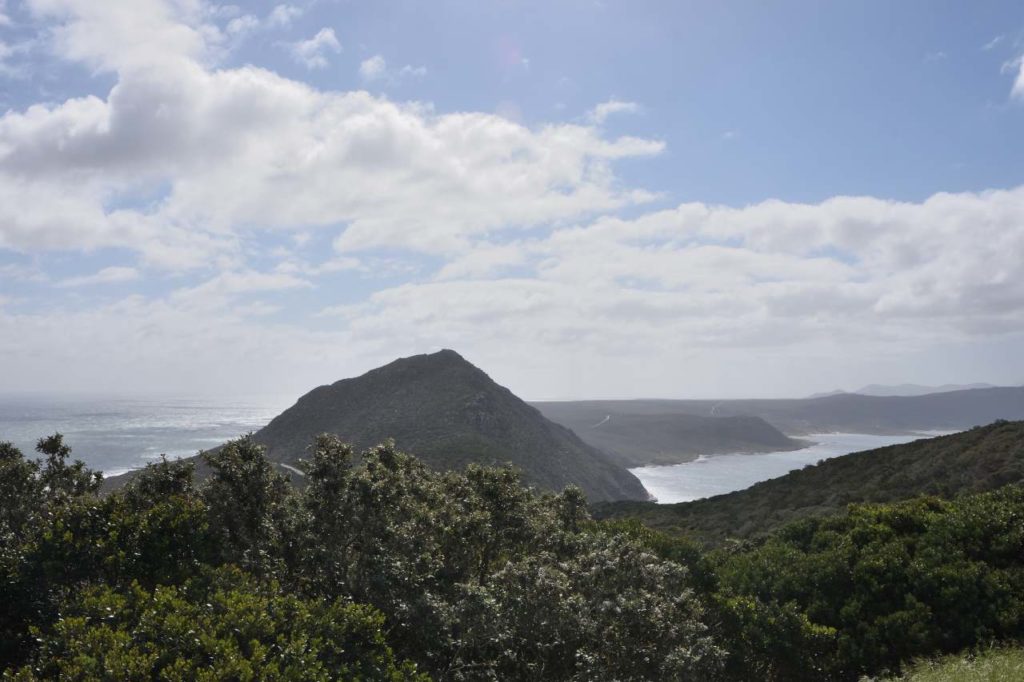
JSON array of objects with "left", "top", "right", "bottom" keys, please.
[{"left": 2, "top": 431, "right": 1023, "bottom": 680}]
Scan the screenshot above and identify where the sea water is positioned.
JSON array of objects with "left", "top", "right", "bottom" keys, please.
[
  {"left": 630, "top": 432, "right": 949, "bottom": 504},
  {"left": 0, "top": 393, "right": 293, "bottom": 476}
]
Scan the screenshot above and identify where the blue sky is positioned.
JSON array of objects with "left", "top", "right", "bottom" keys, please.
[{"left": 1, "top": 0, "right": 1023, "bottom": 399}]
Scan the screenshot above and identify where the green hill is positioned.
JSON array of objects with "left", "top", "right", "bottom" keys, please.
[
  {"left": 534, "top": 403, "right": 803, "bottom": 466},
  {"left": 595, "top": 420, "right": 1024, "bottom": 542},
  {"left": 250, "top": 350, "right": 649, "bottom": 502}
]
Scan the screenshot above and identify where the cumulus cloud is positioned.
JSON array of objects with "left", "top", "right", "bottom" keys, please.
[
  {"left": 2, "top": 0, "right": 1023, "bottom": 398},
  {"left": 0, "top": 8, "right": 663, "bottom": 264},
  {"left": 399, "top": 64, "right": 428, "bottom": 78},
  {"left": 26, "top": 0, "right": 215, "bottom": 73},
  {"left": 225, "top": 13, "right": 259, "bottom": 37},
  {"left": 334, "top": 187, "right": 1024, "bottom": 366},
  {"left": 289, "top": 27, "right": 340, "bottom": 69},
  {"left": 358, "top": 54, "right": 385, "bottom": 81},
  {"left": 221, "top": 5, "right": 304, "bottom": 41},
  {"left": 267, "top": 4, "right": 302, "bottom": 27},
  {"left": 358, "top": 54, "right": 427, "bottom": 83},
  {"left": 587, "top": 99, "right": 640, "bottom": 124}
]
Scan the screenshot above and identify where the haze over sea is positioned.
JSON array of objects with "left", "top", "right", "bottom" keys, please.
[{"left": 0, "top": 394, "right": 293, "bottom": 476}]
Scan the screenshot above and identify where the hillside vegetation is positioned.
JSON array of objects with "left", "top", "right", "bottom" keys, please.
[
  {"left": 4, "top": 432, "right": 1024, "bottom": 680},
  {"left": 596, "top": 420, "right": 1024, "bottom": 543},
  {"left": 1, "top": 434, "right": 713, "bottom": 680},
  {"left": 707, "top": 486, "right": 1024, "bottom": 679}
]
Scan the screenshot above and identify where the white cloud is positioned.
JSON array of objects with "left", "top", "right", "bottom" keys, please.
[
  {"left": 267, "top": 4, "right": 302, "bottom": 27},
  {"left": 328, "top": 186, "right": 1024, "bottom": 370},
  {"left": 57, "top": 265, "right": 139, "bottom": 287},
  {"left": 225, "top": 13, "right": 259, "bottom": 37},
  {"left": 26, "top": 0, "right": 216, "bottom": 74},
  {"left": 358, "top": 54, "right": 385, "bottom": 81},
  {"left": 1011, "top": 57, "right": 1024, "bottom": 100},
  {"left": 3, "top": 0, "right": 1023, "bottom": 398},
  {"left": 170, "top": 269, "right": 312, "bottom": 311},
  {"left": 359, "top": 54, "right": 426, "bottom": 83},
  {"left": 982, "top": 35, "right": 1003, "bottom": 51},
  {"left": 289, "top": 27, "right": 340, "bottom": 69},
  {"left": 587, "top": 99, "right": 640, "bottom": 124},
  {"left": 400, "top": 64, "right": 427, "bottom": 78},
  {"left": 225, "top": 4, "right": 303, "bottom": 40},
  {"left": 0, "top": 11, "right": 663, "bottom": 264}
]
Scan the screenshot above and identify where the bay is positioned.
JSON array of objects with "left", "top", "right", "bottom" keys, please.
[{"left": 630, "top": 432, "right": 950, "bottom": 504}]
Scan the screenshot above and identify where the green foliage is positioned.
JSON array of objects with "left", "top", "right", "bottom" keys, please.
[
  {"left": 34, "top": 434, "right": 102, "bottom": 502},
  {"left": 0, "top": 443, "right": 41, "bottom": 548},
  {"left": 596, "top": 420, "right": 1024, "bottom": 544},
  {"left": 713, "top": 487, "right": 1024, "bottom": 679},
  {"left": 202, "top": 435, "right": 292, "bottom": 576},
  {"left": 598, "top": 419, "right": 1024, "bottom": 540},
  {"left": 292, "top": 436, "right": 723, "bottom": 678},
  {"left": 5, "top": 427, "right": 1023, "bottom": 680},
  {"left": 10, "top": 567, "right": 423, "bottom": 681},
  {"left": 0, "top": 433, "right": 721, "bottom": 680},
  {"left": 448, "top": 533, "right": 722, "bottom": 680},
  {"left": 0, "top": 437, "right": 102, "bottom": 667},
  {"left": 711, "top": 594, "right": 837, "bottom": 681}
]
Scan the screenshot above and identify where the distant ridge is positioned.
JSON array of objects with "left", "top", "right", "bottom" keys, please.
[
  {"left": 809, "top": 383, "right": 1000, "bottom": 399},
  {"left": 250, "top": 350, "right": 649, "bottom": 502},
  {"left": 532, "top": 404, "right": 803, "bottom": 467},
  {"left": 596, "top": 420, "right": 1024, "bottom": 542},
  {"left": 853, "top": 382, "right": 998, "bottom": 397},
  {"left": 543, "top": 386, "right": 1024, "bottom": 435}
]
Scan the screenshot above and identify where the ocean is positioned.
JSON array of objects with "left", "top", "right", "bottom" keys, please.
[
  {"left": 630, "top": 432, "right": 948, "bottom": 504},
  {"left": 0, "top": 393, "right": 294, "bottom": 476},
  {"left": 1, "top": 396, "right": 947, "bottom": 501}
]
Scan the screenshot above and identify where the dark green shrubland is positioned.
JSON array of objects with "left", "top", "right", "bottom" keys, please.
[
  {"left": 0, "top": 434, "right": 721, "bottom": 680},
  {"left": 2, "top": 429, "right": 1023, "bottom": 680}
]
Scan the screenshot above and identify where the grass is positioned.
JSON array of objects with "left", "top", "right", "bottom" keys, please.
[{"left": 876, "top": 647, "right": 1024, "bottom": 681}]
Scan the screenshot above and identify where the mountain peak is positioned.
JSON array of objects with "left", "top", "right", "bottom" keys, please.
[
  {"left": 253, "top": 352, "right": 649, "bottom": 502},
  {"left": 399, "top": 348, "right": 467, "bottom": 364},
  {"left": 372, "top": 349, "right": 474, "bottom": 374}
]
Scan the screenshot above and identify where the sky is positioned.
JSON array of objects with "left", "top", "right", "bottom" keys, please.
[{"left": 0, "top": 0, "right": 1023, "bottom": 400}]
